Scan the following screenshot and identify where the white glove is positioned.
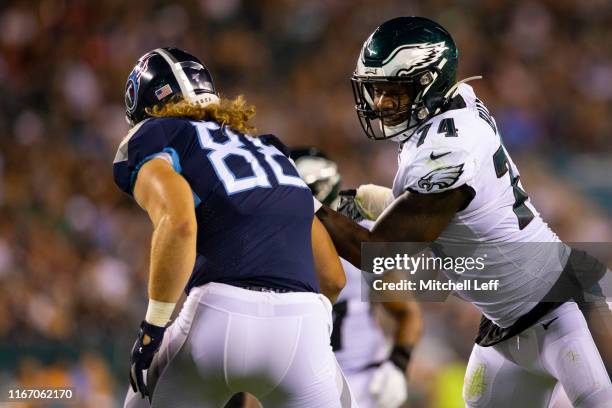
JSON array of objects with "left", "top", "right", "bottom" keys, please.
[
  {"left": 368, "top": 361, "right": 408, "bottom": 408},
  {"left": 355, "top": 184, "right": 394, "bottom": 220}
]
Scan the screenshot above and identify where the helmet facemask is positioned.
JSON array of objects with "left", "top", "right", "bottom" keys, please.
[{"left": 351, "top": 69, "right": 440, "bottom": 141}]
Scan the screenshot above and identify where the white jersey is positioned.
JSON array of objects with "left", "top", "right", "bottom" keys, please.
[
  {"left": 392, "top": 84, "right": 569, "bottom": 328},
  {"left": 334, "top": 220, "right": 388, "bottom": 373}
]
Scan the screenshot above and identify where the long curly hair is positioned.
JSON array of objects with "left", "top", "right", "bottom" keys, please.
[{"left": 147, "top": 95, "right": 256, "bottom": 134}]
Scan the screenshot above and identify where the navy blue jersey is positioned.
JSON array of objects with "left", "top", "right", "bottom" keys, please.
[{"left": 113, "top": 117, "right": 319, "bottom": 293}]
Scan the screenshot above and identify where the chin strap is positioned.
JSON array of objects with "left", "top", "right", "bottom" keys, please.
[{"left": 426, "top": 75, "right": 483, "bottom": 118}]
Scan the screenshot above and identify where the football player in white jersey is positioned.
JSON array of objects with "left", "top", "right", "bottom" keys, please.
[
  {"left": 293, "top": 148, "right": 423, "bottom": 408},
  {"left": 315, "top": 16, "right": 612, "bottom": 408}
]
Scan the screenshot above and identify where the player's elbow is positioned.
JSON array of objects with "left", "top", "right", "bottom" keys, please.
[
  {"left": 384, "top": 300, "right": 423, "bottom": 342},
  {"left": 332, "top": 267, "right": 347, "bottom": 293},
  {"left": 174, "top": 218, "right": 197, "bottom": 239},
  {"left": 322, "top": 266, "right": 346, "bottom": 304},
  {"left": 159, "top": 213, "right": 197, "bottom": 239}
]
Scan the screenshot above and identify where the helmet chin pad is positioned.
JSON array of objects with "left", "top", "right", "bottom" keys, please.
[{"left": 382, "top": 116, "right": 420, "bottom": 142}]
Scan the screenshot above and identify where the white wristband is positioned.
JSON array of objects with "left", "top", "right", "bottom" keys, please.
[
  {"left": 145, "top": 299, "right": 176, "bottom": 327},
  {"left": 313, "top": 197, "right": 323, "bottom": 213}
]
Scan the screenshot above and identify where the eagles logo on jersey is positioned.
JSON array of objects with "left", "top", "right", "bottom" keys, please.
[{"left": 417, "top": 164, "right": 464, "bottom": 192}]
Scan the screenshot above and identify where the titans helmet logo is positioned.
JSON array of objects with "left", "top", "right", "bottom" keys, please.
[{"left": 125, "top": 54, "right": 153, "bottom": 113}]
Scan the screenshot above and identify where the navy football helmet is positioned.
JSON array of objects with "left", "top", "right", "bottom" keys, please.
[{"left": 124, "top": 47, "right": 219, "bottom": 126}]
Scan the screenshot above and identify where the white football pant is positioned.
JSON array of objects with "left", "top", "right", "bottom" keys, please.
[
  {"left": 463, "top": 302, "right": 612, "bottom": 408},
  {"left": 124, "top": 282, "right": 358, "bottom": 407}
]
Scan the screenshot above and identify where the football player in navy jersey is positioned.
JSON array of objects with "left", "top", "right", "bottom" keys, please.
[{"left": 114, "top": 48, "right": 355, "bottom": 407}]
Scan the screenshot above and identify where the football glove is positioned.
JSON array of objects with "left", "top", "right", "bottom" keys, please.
[
  {"left": 337, "top": 189, "right": 364, "bottom": 221},
  {"left": 129, "top": 320, "right": 166, "bottom": 399},
  {"left": 368, "top": 361, "right": 408, "bottom": 408},
  {"left": 355, "top": 184, "right": 394, "bottom": 220}
]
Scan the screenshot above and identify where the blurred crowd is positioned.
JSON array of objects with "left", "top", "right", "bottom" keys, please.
[{"left": 0, "top": 0, "right": 611, "bottom": 406}]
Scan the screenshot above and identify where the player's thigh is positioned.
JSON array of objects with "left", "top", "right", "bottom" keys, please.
[
  {"left": 540, "top": 303, "right": 612, "bottom": 408},
  {"left": 578, "top": 290, "right": 612, "bottom": 378},
  {"left": 260, "top": 307, "right": 356, "bottom": 407},
  {"left": 463, "top": 343, "right": 556, "bottom": 408},
  {"left": 261, "top": 359, "right": 356, "bottom": 408},
  {"left": 219, "top": 312, "right": 305, "bottom": 398},
  {"left": 149, "top": 345, "right": 233, "bottom": 408}
]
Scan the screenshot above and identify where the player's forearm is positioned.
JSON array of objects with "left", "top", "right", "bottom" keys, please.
[
  {"left": 133, "top": 160, "right": 198, "bottom": 326},
  {"left": 316, "top": 206, "right": 370, "bottom": 268},
  {"left": 383, "top": 300, "right": 422, "bottom": 378},
  {"left": 148, "top": 213, "right": 197, "bottom": 303},
  {"left": 311, "top": 217, "right": 346, "bottom": 304},
  {"left": 381, "top": 298, "right": 423, "bottom": 348},
  {"left": 390, "top": 302, "right": 423, "bottom": 348}
]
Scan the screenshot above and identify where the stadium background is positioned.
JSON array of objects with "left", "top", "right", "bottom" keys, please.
[{"left": 0, "top": 0, "right": 610, "bottom": 406}]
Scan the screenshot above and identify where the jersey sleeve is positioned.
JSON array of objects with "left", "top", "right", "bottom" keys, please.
[
  {"left": 112, "top": 118, "right": 185, "bottom": 195},
  {"left": 397, "top": 145, "right": 478, "bottom": 194}
]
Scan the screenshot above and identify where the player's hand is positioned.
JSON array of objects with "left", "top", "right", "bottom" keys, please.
[
  {"left": 355, "top": 184, "right": 393, "bottom": 220},
  {"left": 369, "top": 361, "right": 408, "bottom": 408},
  {"left": 129, "top": 320, "right": 166, "bottom": 399},
  {"left": 337, "top": 189, "right": 364, "bottom": 221}
]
